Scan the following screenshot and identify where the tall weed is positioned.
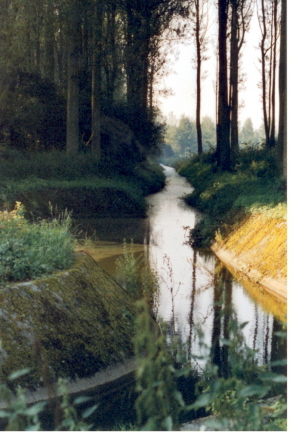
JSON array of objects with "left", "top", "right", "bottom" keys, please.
[
  {"left": 0, "top": 203, "right": 75, "bottom": 283},
  {"left": 134, "top": 300, "right": 185, "bottom": 431},
  {"left": 115, "top": 241, "right": 160, "bottom": 314}
]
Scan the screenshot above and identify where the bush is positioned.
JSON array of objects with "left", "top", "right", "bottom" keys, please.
[
  {"left": 177, "top": 148, "right": 286, "bottom": 246},
  {"left": 0, "top": 202, "right": 75, "bottom": 283}
]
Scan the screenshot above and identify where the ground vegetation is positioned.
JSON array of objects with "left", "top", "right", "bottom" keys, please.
[{"left": 176, "top": 146, "right": 286, "bottom": 247}]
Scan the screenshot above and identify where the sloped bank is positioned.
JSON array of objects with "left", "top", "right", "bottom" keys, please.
[
  {"left": 0, "top": 253, "right": 136, "bottom": 390},
  {"left": 0, "top": 162, "right": 165, "bottom": 219},
  {"left": 211, "top": 212, "right": 287, "bottom": 300}
]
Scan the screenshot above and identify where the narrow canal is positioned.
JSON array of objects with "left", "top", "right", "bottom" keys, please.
[
  {"left": 73, "top": 165, "right": 286, "bottom": 429},
  {"left": 79, "top": 165, "right": 285, "bottom": 371}
]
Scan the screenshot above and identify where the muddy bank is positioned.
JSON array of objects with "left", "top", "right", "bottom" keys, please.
[
  {"left": 0, "top": 253, "right": 136, "bottom": 389},
  {"left": 211, "top": 212, "right": 287, "bottom": 300}
]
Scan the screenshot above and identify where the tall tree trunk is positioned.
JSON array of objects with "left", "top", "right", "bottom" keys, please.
[
  {"left": 195, "top": 0, "right": 203, "bottom": 155},
  {"left": 105, "top": 2, "right": 117, "bottom": 106},
  {"left": 217, "top": 0, "right": 230, "bottom": 170},
  {"left": 66, "top": 2, "right": 81, "bottom": 155},
  {"left": 278, "top": 0, "right": 286, "bottom": 176},
  {"left": 44, "top": 0, "right": 55, "bottom": 81},
  {"left": 269, "top": 0, "right": 278, "bottom": 148},
  {"left": 91, "top": 0, "right": 103, "bottom": 160},
  {"left": 259, "top": 0, "right": 270, "bottom": 147},
  {"left": 229, "top": 0, "right": 239, "bottom": 160}
]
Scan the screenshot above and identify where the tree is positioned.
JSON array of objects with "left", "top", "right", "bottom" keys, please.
[
  {"left": 240, "top": 117, "right": 255, "bottom": 144},
  {"left": 229, "top": 0, "right": 253, "bottom": 158},
  {"left": 257, "top": 0, "right": 281, "bottom": 149},
  {"left": 192, "top": 0, "right": 210, "bottom": 155},
  {"left": 91, "top": 0, "right": 104, "bottom": 160},
  {"left": 277, "top": 0, "right": 286, "bottom": 176},
  {"left": 175, "top": 115, "right": 197, "bottom": 156},
  {"left": 201, "top": 116, "right": 217, "bottom": 150},
  {"left": 123, "top": 0, "right": 187, "bottom": 112},
  {"left": 66, "top": 0, "right": 83, "bottom": 155},
  {"left": 216, "top": 0, "right": 231, "bottom": 170}
]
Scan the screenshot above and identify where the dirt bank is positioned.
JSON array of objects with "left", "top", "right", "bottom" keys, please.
[
  {"left": 211, "top": 212, "right": 287, "bottom": 301},
  {"left": 0, "top": 253, "right": 136, "bottom": 389}
]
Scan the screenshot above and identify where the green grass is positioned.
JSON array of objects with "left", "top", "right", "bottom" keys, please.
[
  {"left": 0, "top": 150, "right": 165, "bottom": 219},
  {"left": 177, "top": 148, "right": 286, "bottom": 246},
  {"left": 0, "top": 203, "right": 75, "bottom": 283}
]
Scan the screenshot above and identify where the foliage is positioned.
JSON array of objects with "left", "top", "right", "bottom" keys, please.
[
  {"left": 0, "top": 151, "right": 165, "bottom": 219},
  {"left": 0, "top": 368, "right": 96, "bottom": 431},
  {"left": 188, "top": 319, "right": 287, "bottom": 431},
  {"left": 177, "top": 147, "right": 286, "bottom": 246},
  {"left": 115, "top": 241, "right": 160, "bottom": 315},
  {"left": 0, "top": 295, "right": 287, "bottom": 431},
  {"left": 134, "top": 300, "right": 185, "bottom": 431},
  {"left": 0, "top": 149, "right": 165, "bottom": 192},
  {"left": 102, "top": 104, "right": 165, "bottom": 158},
  {"left": 163, "top": 115, "right": 216, "bottom": 160},
  {"left": 0, "top": 72, "right": 66, "bottom": 151},
  {"left": 0, "top": 202, "right": 75, "bottom": 282}
]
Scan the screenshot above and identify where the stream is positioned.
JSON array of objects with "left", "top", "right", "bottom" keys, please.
[
  {"left": 78, "top": 165, "right": 285, "bottom": 369},
  {"left": 74, "top": 165, "right": 286, "bottom": 428}
]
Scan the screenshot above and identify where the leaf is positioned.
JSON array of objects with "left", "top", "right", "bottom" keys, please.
[
  {"left": 81, "top": 404, "right": 98, "bottom": 419},
  {"left": 25, "top": 424, "right": 41, "bottom": 431},
  {"left": 238, "top": 385, "right": 270, "bottom": 398},
  {"left": 173, "top": 390, "right": 185, "bottom": 407},
  {"left": 273, "top": 331, "right": 287, "bottom": 339},
  {"left": 162, "top": 415, "right": 173, "bottom": 431},
  {"left": 187, "top": 393, "right": 211, "bottom": 410},
  {"left": 8, "top": 368, "right": 31, "bottom": 381},
  {"left": 270, "top": 359, "right": 287, "bottom": 367},
  {"left": 24, "top": 402, "right": 46, "bottom": 416},
  {"left": 240, "top": 321, "right": 249, "bottom": 329},
  {"left": 271, "top": 375, "right": 287, "bottom": 383},
  {"left": 260, "top": 372, "right": 287, "bottom": 383},
  {"left": 73, "top": 396, "right": 93, "bottom": 406},
  {"left": 222, "top": 338, "right": 232, "bottom": 346}
]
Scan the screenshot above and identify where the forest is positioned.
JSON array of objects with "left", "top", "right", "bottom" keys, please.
[
  {"left": 0, "top": 0, "right": 287, "bottom": 431},
  {"left": 0, "top": 0, "right": 287, "bottom": 175}
]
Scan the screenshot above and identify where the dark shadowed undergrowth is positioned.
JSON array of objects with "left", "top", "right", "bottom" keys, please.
[{"left": 0, "top": 150, "right": 165, "bottom": 219}]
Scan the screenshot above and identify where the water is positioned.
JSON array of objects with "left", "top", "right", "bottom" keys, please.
[
  {"left": 76, "top": 165, "right": 286, "bottom": 370},
  {"left": 70, "top": 165, "right": 287, "bottom": 429}
]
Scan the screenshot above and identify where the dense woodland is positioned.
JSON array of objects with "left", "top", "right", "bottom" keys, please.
[{"left": 0, "top": 0, "right": 287, "bottom": 174}]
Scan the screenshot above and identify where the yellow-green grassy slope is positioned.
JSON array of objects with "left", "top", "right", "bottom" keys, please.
[{"left": 211, "top": 211, "right": 287, "bottom": 302}]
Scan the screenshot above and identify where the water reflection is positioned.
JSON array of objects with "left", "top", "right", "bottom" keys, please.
[
  {"left": 145, "top": 166, "right": 285, "bottom": 370},
  {"left": 78, "top": 165, "right": 286, "bottom": 370}
]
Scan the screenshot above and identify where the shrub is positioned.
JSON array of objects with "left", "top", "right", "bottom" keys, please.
[
  {"left": 177, "top": 148, "right": 286, "bottom": 246},
  {"left": 0, "top": 202, "right": 75, "bottom": 283}
]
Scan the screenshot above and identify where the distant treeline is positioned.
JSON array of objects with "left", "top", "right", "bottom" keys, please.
[{"left": 162, "top": 115, "right": 266, "bottom": 160}]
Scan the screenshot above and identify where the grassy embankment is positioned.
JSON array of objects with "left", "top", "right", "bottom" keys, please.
[
  {"left": 0, "top": 149, "right": 165, "bottom": 219},
  {"left": 177, "top": 148, "right": 287, "bottom": 296}
]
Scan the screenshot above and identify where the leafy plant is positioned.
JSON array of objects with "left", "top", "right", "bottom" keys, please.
[
  {"left": 134, "top": 300, "right": 185, "bottom": 431},
  {"left": 0, "top": 202, "right": 75, "bottom": 283},
  {"left": 187, "top": 318, "right": 287, "bottom": 431},
  {"left": 0, "top": 368, "right": 96, "bottom": 431}
]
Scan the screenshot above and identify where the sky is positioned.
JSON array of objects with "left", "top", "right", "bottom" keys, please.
[{"left": 157, "top": 7, "right": 266, "bottom": 131}]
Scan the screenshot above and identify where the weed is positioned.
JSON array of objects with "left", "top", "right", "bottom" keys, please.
[
  {"left": 115, "top": 241, "right": 160, "bottom": 315},
  {"left": 0, "top": 202, "right": 75, "bottom": 283},
  {"left": 134, "top": 300, "right": 185, "bottom": 431}
]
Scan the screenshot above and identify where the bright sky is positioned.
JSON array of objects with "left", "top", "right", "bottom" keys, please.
[{"left": 157, "top": 9, "right": 265, "bottom": 130}]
